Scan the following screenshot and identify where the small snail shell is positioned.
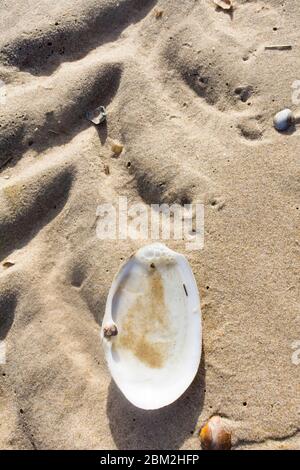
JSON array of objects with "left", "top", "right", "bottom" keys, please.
[
  {"left": 200, "top": 416, "right": 232, "bottom": 450},
  {"left": 273, "top": 108, "right": 295, "bottom": 131},
  {"left": 103, "top": 323, "right": 118, "bottom": 338}
]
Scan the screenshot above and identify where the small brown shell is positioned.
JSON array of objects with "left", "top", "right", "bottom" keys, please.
[
  {"left": 200, "top": 416, "right": 232, "bottom": 450},
  {"left": 111, "top": 142, "right": 124, "bottom": 156},
  {"left": 103, "top": 324, "right": 118, "bottom": 338},
  {"left": 2, "top": 261, "right": 15, "bottom": 269}
]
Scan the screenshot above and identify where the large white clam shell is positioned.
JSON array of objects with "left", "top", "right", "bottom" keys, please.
[{"left": 101, "top": 243, "right": 202, "bottom": 410}]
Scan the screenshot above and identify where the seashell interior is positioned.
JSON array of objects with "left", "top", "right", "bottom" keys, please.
[{"left": 101, "top": 243, "right": 202, "bottom": 410}]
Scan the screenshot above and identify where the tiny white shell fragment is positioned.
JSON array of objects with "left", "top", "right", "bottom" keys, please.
[
  {"left": 101, "top": 243, "right": 202, "bottom": 410},
  {"left": 86, "top": 105, "right": 106, "bottom": 125},
  {"left": 213, "top": 0, "right": 233, "bottom": 10},
  {"left": 273, "top": 108, "right": 294, "bottom": 131}
]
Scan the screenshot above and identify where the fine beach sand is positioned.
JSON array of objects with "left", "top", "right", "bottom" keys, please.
[{"left": 0, "top": 0, "right": 299, "bottom": 450}]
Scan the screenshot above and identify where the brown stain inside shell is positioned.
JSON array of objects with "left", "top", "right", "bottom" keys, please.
[{"left": 116, "top": 269, "right": 172, "bottom": 368}]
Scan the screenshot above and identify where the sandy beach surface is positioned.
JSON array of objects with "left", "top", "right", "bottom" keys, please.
[{"left": 0, "top": 0, "right": 299, "bottom": 450}]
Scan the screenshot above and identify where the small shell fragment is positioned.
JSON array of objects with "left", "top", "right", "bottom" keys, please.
[
  {"left": 86, "top": 105, "right": 107, "bottom": 125},
  {"left": 200, "top": 416, "right": 232, "bottom": 450},
  {"left": 111, "top": 142, "right": 124, "bottom": 156},
  {"left": 273, "top": 108, "right": 295, "bottom": 131},
  {"left": 103, "top": 164, "right": 110, "bottom": 175},
  {"left": 154, "top": 8, "right": 163, "bottom": 18},
  {"left": 2, "top": 261, "right": 15, "bottom": 269},
  {"left": 265, "top": 45, "right": 292, "bottom": 51},
  {"left": 213, "top": 0, "right": 233, "bottom": 10}
]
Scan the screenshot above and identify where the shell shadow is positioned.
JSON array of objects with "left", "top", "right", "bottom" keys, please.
[
  {"left": 96, "top": 120, "right": 108, "bottom": 146},
  {"left": 0, "top": 291, "right": 17, "bottom": 340},
  {"left": 215, "top": 5, "right": 234, "bottom": 20},
  {"left": 280, "top": 123, "right": 296, "bottom": 135},
  {"left": 106, "top": 349, "right": 206, "bottom": 450}
]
